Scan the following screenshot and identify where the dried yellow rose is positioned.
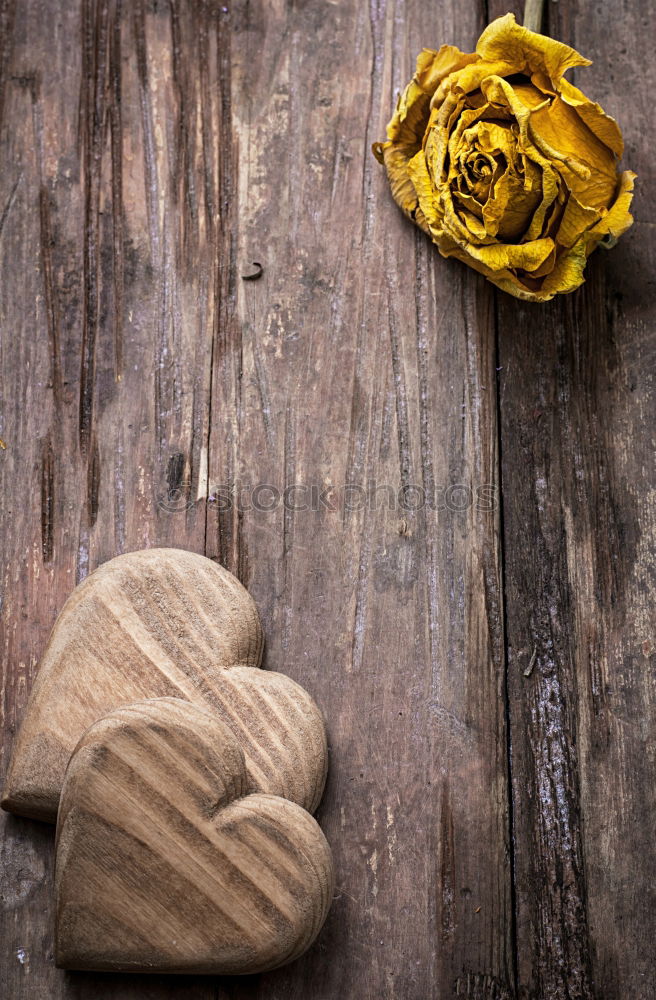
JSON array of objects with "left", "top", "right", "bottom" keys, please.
[{"left": 373, "top": 13, "right": 635, "bottom": 301}]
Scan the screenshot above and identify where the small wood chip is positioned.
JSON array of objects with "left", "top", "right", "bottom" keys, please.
[{"left": 523, "top": 646, "right": 537, "bottom": 677}]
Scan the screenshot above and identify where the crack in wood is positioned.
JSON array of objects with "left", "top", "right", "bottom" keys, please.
[{"left": 40, "top": 435, "right": 55, "bottom": 564}]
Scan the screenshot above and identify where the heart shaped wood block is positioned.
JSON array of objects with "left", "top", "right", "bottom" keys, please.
[
  {"left": 55, "top": 698, "right": 334, "bottom": 974},
  {"left": 2, "top": 548, "right": 327, "bottom": 822}
]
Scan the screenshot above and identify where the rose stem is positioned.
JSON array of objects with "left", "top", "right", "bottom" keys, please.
[{"left": 523, "top": 0, "right": 546, "bottom": 33}]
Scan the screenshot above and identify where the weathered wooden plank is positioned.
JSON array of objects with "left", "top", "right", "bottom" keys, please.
[
  {"left": 205, "top": 2, "right": 512, "bottom": 997},
  {"left": 1, "top": 0, "right": 219, "bottom": 996},
  {"left": 488, "top": 1, "right": 656, "bottom": 997}
]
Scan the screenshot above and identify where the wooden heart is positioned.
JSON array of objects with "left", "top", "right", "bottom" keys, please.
[
  {"left": 2, "top": 548, "right": 326, "bottom": 822},
  {"left": 55, "top": 698, "right": 334, "bottom": 974}
]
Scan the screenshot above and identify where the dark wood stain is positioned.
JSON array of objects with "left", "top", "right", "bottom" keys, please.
[
  {"left": 87, "top": 433, "right": 100, "bottom": 527},
  {"left": 108, "top": 0, "right": 124, "bottom": 383},
  {"left": 1, "top": 0, "right": 655, "bottom": 998},
  {"left": 40, "top": 434, "right": 55, "bottom": 564}
]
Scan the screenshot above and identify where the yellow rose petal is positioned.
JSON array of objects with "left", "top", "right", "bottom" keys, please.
[
  {"left": 461, "top": 236, "right": 556, "bottom": 273},
  {"left": 386, "top": 80, "right": 432, "bottom": 148},
  {"left": 379, "top": 144, "right": 422, "bottom": 222},
  {"left": 538, "top": 240, "right": 588, "bottom": 297},
  {"left": 484, "top": 167, "right": 542, "bottom": 241},
  {"left": 556, "top": 194, "right": 601, "bottom": 248},
  {"left": 529, "top": 96, "right": 618, "bottom": 209},
  {"left": 476, "top": 12, "right": 591, "bottom": 84},
  {"left": 559, "top": 79, "right": 624, "bottom": 157},
  {"left": 586, "top": 170, "right": 636, "bottom": 248},
  {"left": 416, "top": 45, "right": 478, "bottom": 96}
]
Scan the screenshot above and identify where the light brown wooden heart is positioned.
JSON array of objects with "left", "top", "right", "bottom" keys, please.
[
  {"left": 55, "top": 698, "right": 334, "bottom": 974},
  {"left": 2, "top": 548, "right": 326, "bottom": 822}
]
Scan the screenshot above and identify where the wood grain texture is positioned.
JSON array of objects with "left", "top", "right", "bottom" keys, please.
[
  {"left": 55, "top": 697, "right": 333, "bottom": 974},
  {"left": 2, "top": 547, "right": 327, "bottom": 822},
  {"left": 211, "top": 4, "right": 511, "bottom": 998},
  {"left": 487, "top": 2, "right": 656, "bottom": 997},
  {"left": 0, "top": 0, "right": 654, "bottom": 998},
  {"left": 2, "top": 547, "right": 261, "bottom": 821}
]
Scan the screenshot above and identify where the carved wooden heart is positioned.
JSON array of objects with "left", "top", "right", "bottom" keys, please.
[
  {"left": 2, "top": 548, "right": 326, "bottom": 822},
  {"left": 55, "top": 698, "right": 334, "bottom": 974}
]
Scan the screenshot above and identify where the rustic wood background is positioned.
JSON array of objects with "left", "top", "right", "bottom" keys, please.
[{"left": 1, "top": 0, "right": 654, "bottom": 997}]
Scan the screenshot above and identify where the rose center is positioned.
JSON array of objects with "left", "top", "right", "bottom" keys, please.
[{"left": 457, "top": 147, "right": 505, "bottom": 205}]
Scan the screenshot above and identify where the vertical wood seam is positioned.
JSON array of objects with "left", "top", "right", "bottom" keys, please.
[{"left": 493, "top": 286, "right": 519, "bottom": 998}]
